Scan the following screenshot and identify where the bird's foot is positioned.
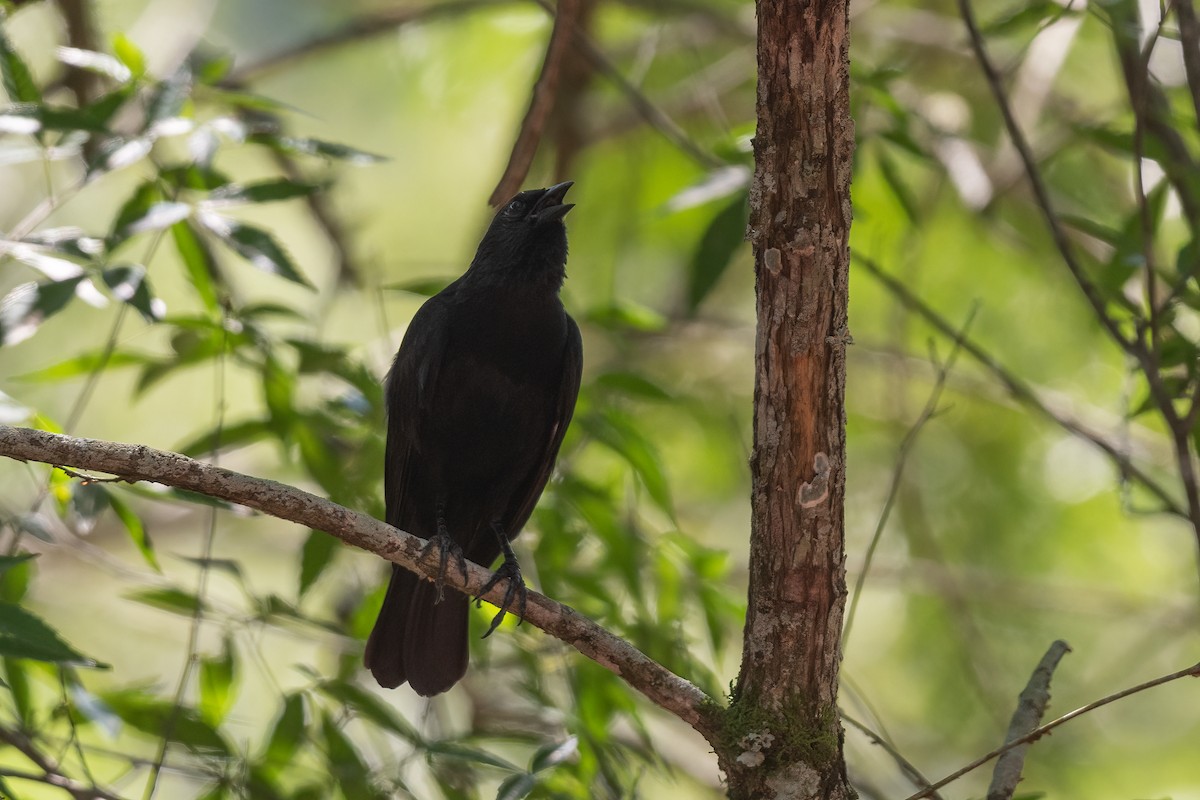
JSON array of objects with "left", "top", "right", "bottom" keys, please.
[
  {"left": 476, "top": 554, "right": 527, "bottom": 639},
  {"left": 420, "top": 531, "right": 468, "bottom": 603}
]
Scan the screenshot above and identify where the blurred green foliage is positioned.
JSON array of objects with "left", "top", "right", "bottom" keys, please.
[{"left": 0, "top": 0, "right": 1197, "bottom": 799}]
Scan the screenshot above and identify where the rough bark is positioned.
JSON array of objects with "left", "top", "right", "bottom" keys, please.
[{"left": 720, "top": 0, "right": 854, "bottom": 797}]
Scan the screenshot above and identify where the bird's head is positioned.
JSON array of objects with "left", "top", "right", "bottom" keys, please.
[{"left": 469, "top": 181, "right": 574, "bottom": 288}]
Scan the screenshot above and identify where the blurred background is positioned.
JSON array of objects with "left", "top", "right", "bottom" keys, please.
[{"left": 0, "top": 0, "right": 1198, "bottom": 797}]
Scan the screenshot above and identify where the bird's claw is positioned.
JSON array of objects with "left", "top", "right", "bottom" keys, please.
[
  {"left": 476, "top": 558, "right": 527, "bottom": 638},
  {"left": 420, "top": 532, "right": 467, "bottom": 603}
]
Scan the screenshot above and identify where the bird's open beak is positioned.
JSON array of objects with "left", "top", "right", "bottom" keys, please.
[{"left": 531, "top": 181, "right": 575, "bottom": 224}]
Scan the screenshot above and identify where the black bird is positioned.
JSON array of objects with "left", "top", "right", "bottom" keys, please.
[{"left": 364, "top": 181, "right": 583, "bottom": 696}]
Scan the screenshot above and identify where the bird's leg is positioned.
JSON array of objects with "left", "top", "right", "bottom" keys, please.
[
  {"left": 419, "top": 499, "right": 468, "bottom": 602},
  {"left": 476, "top": 521, "right": 528, "bottom": 638}
]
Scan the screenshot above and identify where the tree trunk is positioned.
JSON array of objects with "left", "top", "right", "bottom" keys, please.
[{"left": 721, "top": 0, "right": 854, "bottom": 797}]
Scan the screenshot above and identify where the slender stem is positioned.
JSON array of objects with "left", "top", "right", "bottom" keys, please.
[
  {"left": 855, "top": 254, "right": 1184, "bottom": 517},
  {"left": 902, "top": 660, "right": 1200, "bottom": 800},
  {"left": 141, "top": 332, "right": 228, "bottom": 800},
  {"left": 843, "top": 306, "right": 976, "bottom": 649}
]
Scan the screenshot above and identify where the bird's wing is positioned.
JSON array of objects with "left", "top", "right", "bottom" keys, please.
[
  {"left": 499, "top": 314, "right": 584, "bottom": 534},
  {"left": 384, "top": 292, "right": 453, "bottom": 528}
]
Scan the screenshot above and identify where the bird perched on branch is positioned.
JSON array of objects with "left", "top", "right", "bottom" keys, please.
[{"left": 364, "top": 181, "right": 583, "bottom": 696}]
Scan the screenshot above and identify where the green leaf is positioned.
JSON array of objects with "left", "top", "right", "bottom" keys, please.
[
  {"left": 102, "top": 691, "right": 229, "bottom": 753},
  {"left": 160, "top": 164, "right": 230, "bottom": 192},
  {"left": 199, "top": 635, "right": 237, "bottom": 725},
  {"left": 207, "top": 179, "right": 317, "bottom": 205},
  {"left": 120, "top": 202, "right": 192, "bottom": 236},
  {"left": 109, "top": 181, "right": 163, "bottom": 247},
  {"left": 146, "top": 64, "right": 191, "bottom": 127},
  {"left": 426, "top": 741, "right": 521, "bottom": 772},
  {"left": 0, "top": 555, "right": 35, "bottom": 576},
  {"left": 14, "top": 511, "right": 53, "bottom": 543},
  {"left": 263, "top": 693, "right": 307, "bottom": 768},
  {"left": 496, "top": 774, "right": 537, "bottom": 800},
  {"left": 56, "top": 47, "right": 131, "bottom": 82},
  {"left": 4, "top": 659, "right": 32, "bottom": 726},
  {"left": 877, "top": 149, "right": 920, "bottom": 225},
  {"left": 125, "top": 587, "right": 206, "bottom": 616},
  {"left": 102, "top": 264, "right": 165, "bottom": 322},
  {"left": 0, "top": 602, "right": 103, "bottom": 666},
  {"left": 320, "top": 713, "right": 385, "bottom": 800},
  {"left": 0, "top": 277, "right": 84, "bottom": 346},
  {"left": 15, "top": 349, "right": 150, "bottom": 382},
  {"left": 531, "top": 736, "right": 578, "bottom": 772},
  {"left": 111, "top": 33, "right": 146, "bottom": 78},
  {"left": 261, "top": 350, "right": 297, "bottom": 437},
  {"left": 248, "top": 133, "right": 386, "bottom": 164},
  {"left": 0, "top": 26, "right": 40, "bottom": 104},
  {"left": 687, "top": 193, "right": 747, "bottom": 313},
  {"left": 981, "top": 0, "right": 1074, "bottom": 36},
  {"left": 199, "top": 214, "right": 313, "bottom": 288},
  {"left": 170, "top": 221, "right": 221, "bottom": 313},
  {"left": 381, "top": 277, "right": 452, "bottom": 296},
  {"left": 76, "top": 86, "right": 134, "bottom": 130},
  {"left": 299, "top": 530, "right": 338, "bottom": 598},
  {"left": 176, "top": 418, "right": 272, "bottom": 457},
  {"left": 585, "top": 300, "right": 667, "bottom": 332},
  {"left": 0, "top": 552, "right": 33, "bottom": 602},
  {"left": 581, "top": 409, "right": 675, "bottom": 519},
  {"left": 107, "top": 490, "right": 160, "bottom": 571},
  {"left": 315, "top": 680, "right": 421, "bottom": 743},
  {"left": 593, "top": 371, "right": 672, "bottom": 402},
  {"left": 68, "top": 479, "right": 109, "bottom": 535}
]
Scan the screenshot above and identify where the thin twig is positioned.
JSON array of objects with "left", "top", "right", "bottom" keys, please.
[
  {"left": 0, "top": 726, "right": 125, "bottom": 800},
  {"left": 957, "top": 0, "right": 1130, "bottom": 351},
  {"left": 489, "top": 0, "right": 582, "bottom": 205},
  {"left": 141, "top": 332, "right": 228, "bottom": 800},
  {"left": 902, "top": 660, "right": 1200, "bottom": 800},
  {"left": 854, "top": 254, "right": 1184, "bottom": 516},
  {"left": 842, "top": 306, "right": 977, "bottom": 649},
  {"left": 986, "top": 640, "right": 1071, "bottom": 800},
  {"left": 0, "top": 425, "right": 722, "bottom": 743},
  {"left": 840, "top": 711, "right": 944, "bottom": 800},
  {"left": 1175, "top": 1, "right": 1200, "bottom": 141},
  {"left": 226, "top": 0, "right": 514, "bottom": 82},
  {"left": 547, "top": 0, "right": 721, "bottom": 170}
]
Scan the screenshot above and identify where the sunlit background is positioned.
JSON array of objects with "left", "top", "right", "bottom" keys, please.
[{"left": 1, "top": 0, "right": 1198, "bottom": 797}]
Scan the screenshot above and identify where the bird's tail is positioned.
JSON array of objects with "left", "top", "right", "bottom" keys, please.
[{"left": 364, "top": 565, "right": 470, "bottom": 696}]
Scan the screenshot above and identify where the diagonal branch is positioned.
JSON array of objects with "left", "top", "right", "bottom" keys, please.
[
  {"left": 0, "top": 425, "right": 721, "bottom": 744},
  {"left": 1177, "top": 1, "right": 1200, "bottom": 127},
  {"left": 0, "top": 726, "right": 124, "bottom": 800},
  {"left": 855, "top": 254, "right": 1184, "bottom": 517},
  {"left": 957, "top": 0, "right": 1131, "bottom": 352},
  {"left": 489, "top": 0, "right": 583, "bottom": 206},
  {"left": 902, "top": 659, "right": 1200, "bottom": 800},
  {"left": 226, "top": 0, "right": 514, "bottom": 82}
]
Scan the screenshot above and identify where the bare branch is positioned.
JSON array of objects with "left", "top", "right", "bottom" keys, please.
[
  {"left": 842, "top": 306, "right": 976, "bottom": 650},
  {"left": 0, "top": 425, "right": 721, "bottom": 743},
  {"left": 841, "top": 711, "right": 945, "bottom": 800},
  {"left": 854, "top": 254, "right": 1184, "bottom": 517},
  {"left": 986, "top": 640, "right": 1071, "bottom": 800},
  {"left": 0, "top": 726, "right": 124, "bottom": 800},
  {"left": 1173, "top": 1, "right": 1200, "bottom": 145},
  {"left": 489, "top": 0, "right": 582, "bottom": 205},
  {"left": 957, "top": 0, "right": 1131, "bottom": 352},
  {"left": 529, "top": 0, "right": 721, "bottom": 170},
  {"left": 226, "top": 0, "right": 513, "bottom": 82},
  {"left": 902, "top": 660, "right": 1200, "bottom": 800}
]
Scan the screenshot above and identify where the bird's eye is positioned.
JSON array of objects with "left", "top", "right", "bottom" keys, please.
[{"left": 505, "top": 199, "right": 525, "bottom": 216}]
